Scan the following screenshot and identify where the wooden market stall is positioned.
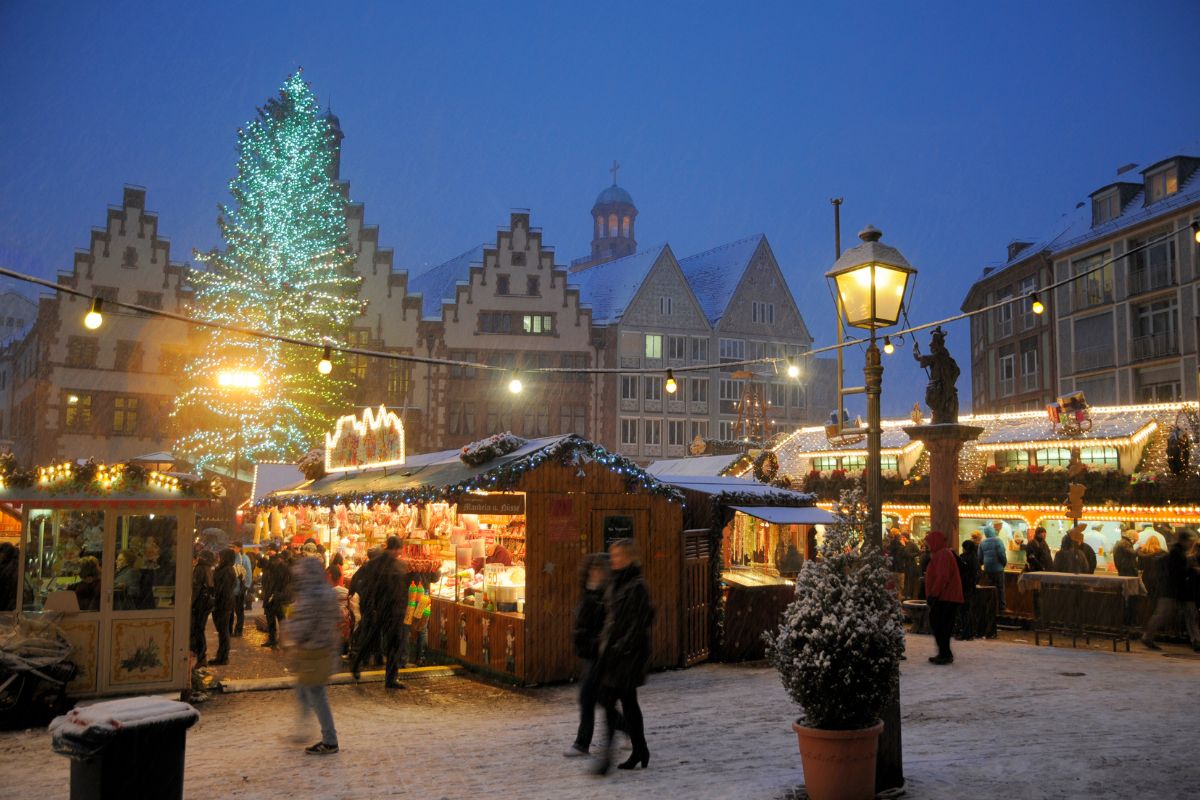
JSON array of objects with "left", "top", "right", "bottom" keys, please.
[
  {"left": 4, "top": 462, "right": 212, "bottom": 698},
  {"left": 262, "top": 419, "right": 685, "bottom": 685}
]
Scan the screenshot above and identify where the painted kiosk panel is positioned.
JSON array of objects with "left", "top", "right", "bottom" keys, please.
[{"left": 6, "top": 465, "right": 209, "bottom": 698}]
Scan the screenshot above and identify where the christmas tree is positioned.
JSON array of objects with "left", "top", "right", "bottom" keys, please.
[{"left": 173, "top": 72, "right": 362, "bottom": 474}]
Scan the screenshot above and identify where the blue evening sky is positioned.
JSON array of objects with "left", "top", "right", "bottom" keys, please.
[{"left": 2, "top": 1, "right": 1198, "bottom": 415}]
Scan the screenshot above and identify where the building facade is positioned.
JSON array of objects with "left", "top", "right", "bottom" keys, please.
[{"left": 963, "top": 152, "right": 1200, "bottom": 412}]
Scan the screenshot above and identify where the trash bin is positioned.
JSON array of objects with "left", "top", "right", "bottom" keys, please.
[{"left": 49, "top": 696, "right": 199, "bottom": 800}]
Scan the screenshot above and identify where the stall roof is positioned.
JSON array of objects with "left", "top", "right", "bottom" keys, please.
[
  {"left": 251, "top": 463, "right": 306, "bottom": 503},
  {"left": 730, "top": 505, "right": 834, "bottom": 525},
  {"left": 660, "top": 475, "right": 815, "bottom": 503},
  {"left": 646, "top": 454, "right": 745, "bottom": 478}
]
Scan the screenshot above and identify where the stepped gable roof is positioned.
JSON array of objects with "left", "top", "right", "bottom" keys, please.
[
  {"left": 569, "top": 244, "right": 668, "bottom": 324},
  {"left": 406, "top": 245, "right": 486, "bottom": 321},
  {"left": 677, "top": 234, "right": 765, "bottom": 325}
]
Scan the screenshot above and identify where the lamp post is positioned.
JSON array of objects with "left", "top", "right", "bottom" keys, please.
[{"left": 825, "top": 225, "right": 915, "bottom": 795}]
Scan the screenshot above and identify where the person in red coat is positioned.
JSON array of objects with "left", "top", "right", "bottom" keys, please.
[{"left": 924, "top": 530, "right": 963, "bottom": 665}]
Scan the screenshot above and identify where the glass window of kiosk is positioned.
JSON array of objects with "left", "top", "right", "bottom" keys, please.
[
  {"left": 111, "top": 515, "right": 178, "bottom": 610},
  {"left": 23, "top": 509, "right": 106, "bottom": 612}
]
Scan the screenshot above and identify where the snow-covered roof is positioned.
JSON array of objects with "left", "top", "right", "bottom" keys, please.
[
  {"left": 660, "top": 475, "right": 814, "bottom": 502},
  {"left": 251, "top": 463, "right": 306, "bottom": 502},
  {"left": 406, "top": 245, "right": 486, "bottom": 321},
  {"left": 569, "top": 244, "right": 668, "bottom": 324},
  {"left": 677, "top": 234, "right": 764, "bottom": 325},
  {"left": 646, "top": 454, "right": 744, "bottom": 477},
  {"left": 776, "top": 423, "right": 924, "bottom": 457}
]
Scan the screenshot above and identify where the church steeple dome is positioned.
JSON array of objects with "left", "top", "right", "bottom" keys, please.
[{"left": 589, "top": 160, "right": 637, "bottom": 264}]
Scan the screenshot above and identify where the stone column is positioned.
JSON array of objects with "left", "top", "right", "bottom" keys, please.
[{"left": 903, "top": 423, "right": 983, "bottom": 550}]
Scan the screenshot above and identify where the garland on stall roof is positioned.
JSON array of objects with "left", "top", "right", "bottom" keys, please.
[
  {"left": 459, "top": 432, "right": 528, "bottom": 467},
  {"left": 0, "top": 455, "right": 215, "bottom": 498},
  {"left": 253, "top": 435, "right": 685, "bottom": 510}
]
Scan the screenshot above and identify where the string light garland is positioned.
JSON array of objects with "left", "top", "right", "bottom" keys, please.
[
  {"left": 171, "top": 72, "right": 362, "bottom": 473},
  {"left": 2, "top": 455, "right": 213, "bottom": 498}
]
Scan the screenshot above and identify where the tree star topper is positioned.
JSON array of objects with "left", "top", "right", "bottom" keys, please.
[{"left": 325, "top": 405, "right": 406, "bottom": 473}]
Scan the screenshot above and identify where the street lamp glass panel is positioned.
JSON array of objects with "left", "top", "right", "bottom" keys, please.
[{"left": 833, "top": 263, "right": 912, "bottom": 329}]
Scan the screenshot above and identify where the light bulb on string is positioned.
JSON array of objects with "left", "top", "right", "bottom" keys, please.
[
  {"left": 664, "top": 370, "right": 678, "bottom": 394},
  {"left": 317, "top": 345, "right": 333, "bottom": 375},
  {"left": 1030, "top": 293, "right": 1045, "bottom": 315},
  {"left": 883, "top": 336, "right": 895, "bottom": 355},
  {"left": 508, "top": 372, "right": 523, "bottom": 394},
  {"left": 84, "top": 297, "right": 104, "bottom": 330},
  {"left": 786, "top": 362, "right": 800, "bottom": 379}
]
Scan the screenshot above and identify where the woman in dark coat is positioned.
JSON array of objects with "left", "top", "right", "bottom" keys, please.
[
  {"left": 190, "top": 550, "right": 216, "bottom": 667},
  {"left": 564, "top": 553, "right": 610, "bottom": 758},
  {"left": 956, "top": 539, "right": 980, "bottom": 640},
  {"left": 595, "top": 539, "right": 654, "bottom": 774},
  {"left": 211, "top": 549, "right": 238, "bottom": 665}
]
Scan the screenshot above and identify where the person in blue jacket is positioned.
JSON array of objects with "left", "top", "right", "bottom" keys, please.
[{"left": 979, "top": 522, "right": 1008, "bottom": 611}]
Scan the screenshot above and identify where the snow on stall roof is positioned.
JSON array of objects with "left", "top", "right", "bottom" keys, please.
[
  {"left": 50, "top": 697, "right": 198, "bottom": 738},
  {"left": 974, "top": 407, "right": 1159, "bottom": 447},
  {"left": 568, "top": 245, "right": 667, "bottom": 324},
  {"left": 646, "top": 454, "right": 743, "bottom": 477},
  {"left": 677, "top": 234, "right": 763, "bottom": 325},
  {"left": 730, "top": 505, "right": 834, "bottom": 524},
  {"left": 406, "top": 245, "right": 486, "bottom": 321},
  {"left": 252, "top": 463, "right": 306, "bottom": 502},
  {"left": 661, "top": 475, "right": 815, "bottom": 503}
]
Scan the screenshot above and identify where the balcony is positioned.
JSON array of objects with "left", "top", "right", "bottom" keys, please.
[
  {"left": 1074, "top": 345, "right": 1114, "bottom": 373},
  {"left": 1131, "top": 331, "right": 1178, "bottom": 362},
  {"left": 1128, "top": 264, "right": 1175, "bottom": 296}
]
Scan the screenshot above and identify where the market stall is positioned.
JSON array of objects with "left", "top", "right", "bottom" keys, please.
[
  {"left": 3, "top": 460, "right": 212, "bottom": 697},
  {"left": 261, "top": 414, "right": 685, "bottom": 684},
  {"left": 659, "top": 474, "right": 833, "bottom": 663}
]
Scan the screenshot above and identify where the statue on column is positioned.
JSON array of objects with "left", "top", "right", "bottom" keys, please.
[{"left": 913, "top": 326, "right": 960, "bottom": 425}]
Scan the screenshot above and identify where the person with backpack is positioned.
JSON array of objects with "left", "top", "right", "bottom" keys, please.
[{"left": 923, "top": 530, "right": 963, "bottom": 665}]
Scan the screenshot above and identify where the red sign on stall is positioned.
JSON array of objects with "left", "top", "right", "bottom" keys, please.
[{"left": 548, "top": 497, "right": 576, "bottom": 542}]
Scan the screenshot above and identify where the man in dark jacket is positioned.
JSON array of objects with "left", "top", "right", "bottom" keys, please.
[
  {"left": 1112, "top": 527, "right": 1139, "bottom": 577},
  {"left": 211, "top": 549, "right": 238, "bottom": 665},
  {"left": 956, "top": 539, "right": 980, "bottom": 640},
  {"left": 190, "top": 550, "right": 216, "bottom": 667},
  {"left": 261, "top": 548, "right": 292, "bottom": 648},
  {"left": 369, "top": 536, "right": 410, "bottom": 689},
  {"left": 1142, "top": 529, "right": 1200, "bottom": 651},
  {"left": 595, "top": 539, "right": 653, "bottom": 775},
  {"left": 349, "top": 548, "right": 384, "bottom": 677},
  {"left": 565, "top": 553, "right": 610, "bottom": 758},
  {"left": 1024, "top": 527, "right": 1053, "bottom": 573}
]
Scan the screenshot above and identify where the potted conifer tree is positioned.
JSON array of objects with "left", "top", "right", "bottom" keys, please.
[{"left": 765, "top": 488, "right": 905, "bottom": 800}]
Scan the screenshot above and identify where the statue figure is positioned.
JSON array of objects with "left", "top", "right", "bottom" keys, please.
[{"left": 913, "top": 326, "right": 960, "bottom": 424}]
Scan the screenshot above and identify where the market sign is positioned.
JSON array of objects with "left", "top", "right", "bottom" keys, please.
[
  {"left": 325, "top": 405, "right": 406, "bottom": 474},
  {"left": 457, "top": 492, "right": 525, "bottom": 516}
]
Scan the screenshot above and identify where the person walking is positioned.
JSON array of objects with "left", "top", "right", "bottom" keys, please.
[
  {"left": 261, "top": 547, "right": 293, "bottom": 649},
  {"left": 956, "top": 538, "right": 980, "bottom": 641},
  {"left": 349, "top": 548, "right": 384, "bottom": 679},
  {"left": 565, "top": 553, "right": 610, "bottom": 758},
  {"left": 369, "top": 536, "right": 409, "bottom": 689},
  {"left": 923, "top": 530, "right": 963, "bottom": 665},
  {"left": 1142, "top": 529, "right": 1200, "bottom": 652},
  {"left": 286, "top": 556, "right": 341, "bottom": 755},
  {"left": 979, "top": 524, "right": 1007, "bottom": 611},
  {"left": 210, "top": 549, "right": 238, "bottom": 666},
  {"left": 190, "top": 550, "right": 215, "bottom": 667},
  {"left": 231, "top": 541, "right": 252, "bottom": 636},
  {"left": 594, "top": 538, "right": 654, "bottom": 775},
  {"left": 1024, "top": 527, "right": 1053, "bottom": 573}
]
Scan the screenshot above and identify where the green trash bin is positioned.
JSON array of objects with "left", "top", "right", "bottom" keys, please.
[{"left": 50, "top": 697, "right": 199, "bottom": 800}]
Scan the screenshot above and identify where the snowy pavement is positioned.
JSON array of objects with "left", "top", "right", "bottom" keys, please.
[{"left": 2, "top": 634, "right": 1199, "bottom": 799}]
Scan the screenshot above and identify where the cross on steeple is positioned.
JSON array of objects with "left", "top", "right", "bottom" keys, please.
[{"left": 609, "top": 159, "right": 620, "bottom": 185}]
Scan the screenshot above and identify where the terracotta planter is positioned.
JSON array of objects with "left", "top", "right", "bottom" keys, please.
[{"left": 792, "top": 720, "right": 884, "bottom": 800}]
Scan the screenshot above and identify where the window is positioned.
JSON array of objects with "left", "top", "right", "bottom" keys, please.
[
  {"left": 995, "top": 289, "right": 1013, "bottom": 339},
  {"left": 22, "top": 510, "right": 106, "bottom": 612},
  {"left": 1018, "top": 277, "right": 1038, "bottom": 331},
  {"left": 112, "top": 397, "right": 139, "bottom": 435},
  {"left": 560, "top": 353, "right": 588, "bottom": 381},
  {"left": 63, "top": 393, "right": 92, "bottom": 430},
  {"left": 521, "top": 314, "right": 554, "bottom": 335},
  {"left": 998, "top": 347, "right": 1015, "bottom": 397},
  {"left": 1128, "top": 232, "right": 1176, "bottom": 295},
  {"left": 348, "top": 329, "right": 370, "bottom": 379},
  {"left": 450, "top": 350, "right": 477, "bottom": 378},
  {"left": 620, "top": 418, "right": 638, "bottom": 445},
  {"left": 689, "top": 420, "right": 708, "bottom": 441},
  {"left": 752, "top": 301, "right": 775, "bottom": 324},
  {"left": 659, "top": 297, "right": 673, "bottom": 316},
  {"left": 1139, "top": 378, "right": 1181, "bottom": 402},
  {"left": 994, "top": 450, "right": 1030, "bottom": 470},
  {"left": 66, "top": 336, "right": 99, "bottom": 368},
  {"left": 122, "top": 246, "right": 138, "bottom": 267},
  {"left": 767, "top": 383, "right": 787, "bottom": 408},
  {"left": 842, "top": 456, "right": 867, "bottom": 473},
  {"left": 135, "top": 291, "right": 163, "bottom": 310},
  {"left": 526, "top": 276, "right": 539, "bottom": 296},
  {"left": 114, "top": 340, "right": 143, "bottom": 372},
  {"left": 645, "top": 334, "right": 663, "bottom": 360},
  {"left": 1076, "top": 374, "right": 1117, "bottom": 405},
  {"left": 1035, "top": 448, "right": 1072, "bottom": 467},
  {"left": 511, "top": 252, "right": 526, "bottom": 267},
  {"left": 719, "top": 378, "right": 744, "bottom": 406},
  {"left": 622, "top": 216, "right": 631, "bottom": 237},
  {"left": 667, "top": 336, "right": 686, "bottom": 361},
  {"left": 496, "top": 275, "right": 510, "bottom": 296},
  {"left": 691, "top": 337, "right": 709, "bottom": 362},
  {"left": 689, "top": 378, "right": 709, "bottom": 404},
  {"left": 880, "top": 456, "right": 899, "bottom": 473},
  {"left": 448, "top": 401, "right": 474, "bottom": 436},
  {"left": 158, "top": 346, "right": 186, "bottom": 377},
  {"left": 644, "top": 419, "right": 662, "bottom": 446},
  {"left": 479, "top": 311, "right": 513, "bottom": 333},
  {"left": 644, "top": 376, "right": 663, "bottom": 402},
  {"left": 1020, "top": 339, "right": 1038, "bottom": 392},
  {"left": 1132, "top": 297, "right": 1179, "bottom": 361},
  {"left": 813, "top": 456, "right": 838, "bottom": 472},
  {"left": 789, "top": 384, "right": 806, "bottom": 409},
  {"left": 719, "top": 338, "right": 744, "bottom": 363},
  {"left": 1145, "top": 165, "right": 1178, "bottom": 204},
  {"left": 387, "top": 361, "right": 411, "bottom": 397},
  {"left": 1073, "top": 312, "right": 1114, "bottom": 372},
  {"left": 1072, "top": 252, "right": 1112, "bottom": 309},
  {"left": 93, "top": 286, "right": 118, "bottom": 303},
  {"left": 1092, "top": 191, "right": 1120, "bottom": 226},
  {"left": 620, "top": 375, "right": 639, "bottom": 401},
  {"left": 1080, "top": 447, "right": 1119, "bottom": 469},
  {"left": 668, "top": 419, "right": 686, "bottom": 446},
  {"left": 522, "top": 407, "right": 550, "bottom": 437},
  {"left": 718, "top": 420, "right": 735, "bottom": 441},
  {"left": 111, "top": 515, "right": 177, "bottom": 611},
  {"left": 559, "top": 405, "right": 587, "bottom": 436},
  {"left": 609, "top": 213, "right": 618, "bottom": 235}
]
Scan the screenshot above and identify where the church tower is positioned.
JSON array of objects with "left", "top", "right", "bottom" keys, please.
[{"left": 574, "top": 161, "right": 638, "bottom": 271}]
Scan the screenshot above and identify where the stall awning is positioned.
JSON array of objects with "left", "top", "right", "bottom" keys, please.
[{"left": 730, "top": 505, "right": 834, "bottom": 525}]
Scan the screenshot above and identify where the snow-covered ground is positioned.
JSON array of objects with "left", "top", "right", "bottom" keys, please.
[{"left": 2, "top": 634, "right": 1198, "bottom": 799}]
